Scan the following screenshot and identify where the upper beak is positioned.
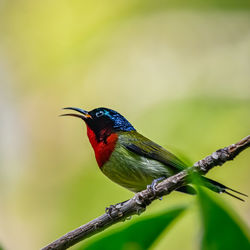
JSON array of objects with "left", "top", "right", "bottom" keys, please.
[{"left": 60, "top": 107, "right": 92, "bottom": 120}]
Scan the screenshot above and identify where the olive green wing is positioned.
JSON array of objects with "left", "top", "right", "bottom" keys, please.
[{"left": 119, "top": 131, "right": 188, "bottom": 172}]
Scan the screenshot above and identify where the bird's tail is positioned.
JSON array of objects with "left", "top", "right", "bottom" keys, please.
[{"left": 200, "top": 176, "right": 247, "bottom": 201}]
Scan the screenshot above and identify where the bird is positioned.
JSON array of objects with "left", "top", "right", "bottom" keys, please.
[{"left": 61, "top": 107, "right": 246, "bottom": 201}]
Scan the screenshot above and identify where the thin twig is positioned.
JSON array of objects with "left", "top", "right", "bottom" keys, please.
[{"left": 42, "top": 135, "right": 250, "bottom": 250}]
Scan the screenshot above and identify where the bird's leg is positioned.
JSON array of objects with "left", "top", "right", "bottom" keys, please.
[
  {"left": 105, "top": 199, "right": 129, "bottom": 219},
  {"left": 147, "top": 177, "right": 166, "bottom": 198}
]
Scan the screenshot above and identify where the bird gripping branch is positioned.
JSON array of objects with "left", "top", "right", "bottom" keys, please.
[{"left": 62, "top": 107, "right": 247, "bottom": 201}]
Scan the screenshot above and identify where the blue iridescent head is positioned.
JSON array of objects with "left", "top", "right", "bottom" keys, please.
[{"left": 62, "top": 107, "right": 135, "bottom": 134}]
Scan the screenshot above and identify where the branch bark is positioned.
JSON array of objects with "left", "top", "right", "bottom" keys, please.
[{"left": 42, "top": 135, "right": 250, "bottom": 250}]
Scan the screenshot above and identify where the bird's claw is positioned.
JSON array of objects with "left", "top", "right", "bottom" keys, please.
[
  {"left": 105, "top": 205, "right": 117, "bottom": 219},
  {"left": 147, "top": 177, "right": 166, "bottom": 197},
  {"left": 105, "top": 200, "right": 128, "bottom": 219}
]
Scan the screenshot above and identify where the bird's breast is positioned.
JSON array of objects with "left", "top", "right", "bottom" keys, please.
[
  {"left": 101, "top": 134, "right": 172, "bottom": 192},
  {"left": 87, "top": 126, "right": 118, "bottom": 167}
]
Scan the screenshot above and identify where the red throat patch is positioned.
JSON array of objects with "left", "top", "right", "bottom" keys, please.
[{"left": 86, "top": 126, "right": 118, "bottom": 167}]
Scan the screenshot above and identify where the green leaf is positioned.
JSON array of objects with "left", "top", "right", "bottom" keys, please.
[
  {"left": 198, "top": 188, "right": 250, "bottom": 250},
  {"left": 79, "top": 206, "right": 186, "bottom": 250}
]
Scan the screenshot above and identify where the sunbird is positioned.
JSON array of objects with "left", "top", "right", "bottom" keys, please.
[{"left": 62, "top": 107, "right": 246, "bottom": 201}]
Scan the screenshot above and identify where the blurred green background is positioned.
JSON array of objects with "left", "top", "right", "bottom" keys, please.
[{"left": 0, "top": 1, "right": 249, "bottom": 249}]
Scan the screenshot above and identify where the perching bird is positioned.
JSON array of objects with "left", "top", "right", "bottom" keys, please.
[{"left": 62, "top": 107, "right": 246, "bottom": 201}]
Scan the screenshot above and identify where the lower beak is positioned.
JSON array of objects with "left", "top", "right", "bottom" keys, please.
[{"left": 61, "top": 107, "right": 92, "bottom": 120}]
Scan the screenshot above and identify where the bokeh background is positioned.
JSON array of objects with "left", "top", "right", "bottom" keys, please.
[{"left": 0, "top": 1, "right": 250, "bottom": 249}]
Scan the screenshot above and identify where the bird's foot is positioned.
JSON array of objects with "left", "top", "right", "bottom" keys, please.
[
  {"left": 105, "top": 205, "right": 118, "bottom": 219},
  {"left": 147, "top": 177, "right": 166, "bottom": 197},
  {"left": 105, "top": 200, "right": 129, "bottom": 219}
]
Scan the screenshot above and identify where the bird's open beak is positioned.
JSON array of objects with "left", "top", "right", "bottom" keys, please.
[{"left": 61, "top": 107, "right": 92, "bottom": 120}]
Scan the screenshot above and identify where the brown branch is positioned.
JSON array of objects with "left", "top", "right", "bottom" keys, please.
[{"left": 42, "top": 135, "right": 250, "bottom": 250}]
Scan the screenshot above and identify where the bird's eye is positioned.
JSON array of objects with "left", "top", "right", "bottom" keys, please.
[{"left": 96, "top": 111, "right": 104, "bottom": 117}]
